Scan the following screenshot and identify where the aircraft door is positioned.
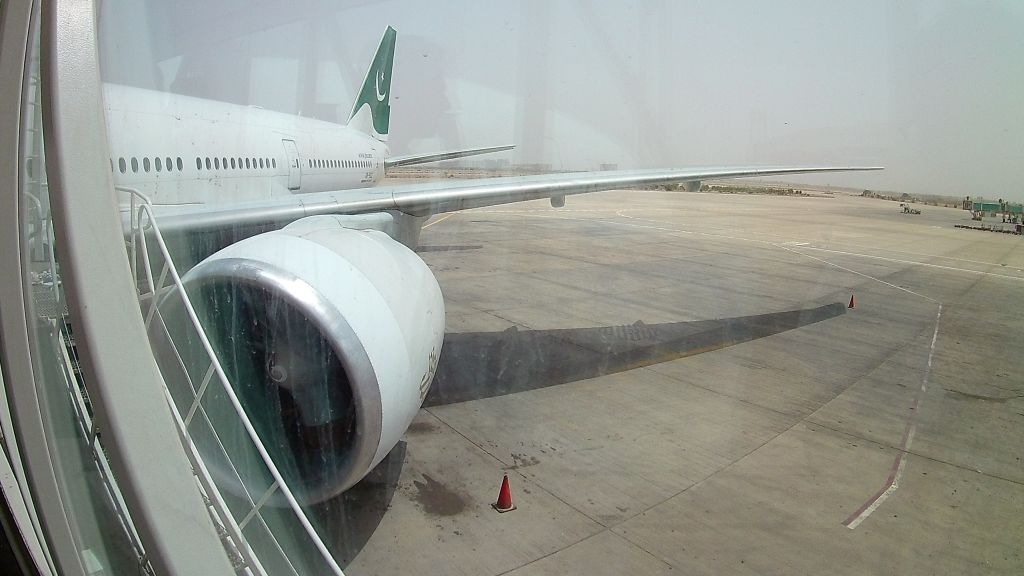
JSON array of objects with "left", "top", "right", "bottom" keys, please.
[{"left": 282, "top": 139, "right": 301, "bottom": 190}]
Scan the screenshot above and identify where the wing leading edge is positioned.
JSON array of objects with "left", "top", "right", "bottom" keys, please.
[{"left": 152, "top": 165, "right": 882, "bottom": 235}]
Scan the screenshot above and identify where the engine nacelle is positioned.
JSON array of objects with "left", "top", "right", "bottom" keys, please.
[{"left": 175, "top": 217, "right": 444, "bottom": 504}]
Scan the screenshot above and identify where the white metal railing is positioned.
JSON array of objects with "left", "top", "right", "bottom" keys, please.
[
  {"left": 53, "top": 319, "right": 154, "bottom": 575},
  {"left": 122, "top": 187, "right": 344, "bottom": 576}
]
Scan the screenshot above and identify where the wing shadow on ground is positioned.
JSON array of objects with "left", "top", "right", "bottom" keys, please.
[
  {"left": 318, "top": 301, "right": 845, "bottom": 566},
  {"left": 415, "top": 244, "right": 483, "bottom": 252},
  {"left": 426, "top": 301, "right": 846, "bottom": 406}
]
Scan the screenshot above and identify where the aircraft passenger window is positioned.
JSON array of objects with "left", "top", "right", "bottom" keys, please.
[
  {"left": 205, "top": 157, "right": 211, "bottom": 170},
  {"left": 155, "top": 157, "right": 162, "bottom": 172},
  {"left": 214, "top": 158, "right": 220, "bottom": 170},
  {"left": 272, "top": 158, "right": 276, "bottom": 168},
  {"left": 230, "top": 158, "right": 236, "bottom": 169},
  {"left": 177, "top": 157, "right": 183, "bottom": 171},
  {"left": 131, "top": 157, "right": 138, "bottom": 172},
  {"left": 196, "top": 158, "right": 202, "bottom": 170},
  {"left": 221, "top": 157, "right": 227, "bottom": 169},
  {"left": 118, "top": 157, "right": 126, "bottom": 173},
  {"left": 167, "top": 157, "right": 173, "bottom": 171},
  {"left": 245, "top": 158, "right": 250, "bottom": 169},
  {"left": 143, "top": 157, "right": 150, "bottom": 172}
]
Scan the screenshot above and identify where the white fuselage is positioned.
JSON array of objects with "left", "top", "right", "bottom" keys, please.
[{"left": 104, "top": 84, "right": 388, "bottom": 206}]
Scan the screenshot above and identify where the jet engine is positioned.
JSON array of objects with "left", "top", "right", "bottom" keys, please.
[{"left": 165, "top": 216, "right": 444, "bottom": 504}]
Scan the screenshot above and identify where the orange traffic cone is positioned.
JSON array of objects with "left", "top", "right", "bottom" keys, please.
[
  {"left": 848, "top": 294, "right": 855, "bottom": 309},
  {"left": 492, "top": 474, "right": 516, "bottom": 513}
]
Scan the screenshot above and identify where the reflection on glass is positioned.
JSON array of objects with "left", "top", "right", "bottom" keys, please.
[{"left": 17, "top": 7, "right": 146, "bottom": 575}]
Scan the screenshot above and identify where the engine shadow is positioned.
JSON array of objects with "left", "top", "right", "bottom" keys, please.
[
  {"left": 310, "top": 441, "right": 406, "bottom": 567},
  {"left": 425, "top": 301, "right": 846, "bottom": 406}
]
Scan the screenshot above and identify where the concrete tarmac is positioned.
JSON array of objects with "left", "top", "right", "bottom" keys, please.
[{"left": 340, "top": 190, "right": 1024, "bottom": 575}]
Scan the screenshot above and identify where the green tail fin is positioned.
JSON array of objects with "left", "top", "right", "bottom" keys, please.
[{"left": 349, "top": 26, "right": 396, "bottom": 140}]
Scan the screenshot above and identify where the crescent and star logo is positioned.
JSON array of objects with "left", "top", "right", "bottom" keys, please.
[{"left": 375, "top": 69, "right": 387, "bottom": 102}]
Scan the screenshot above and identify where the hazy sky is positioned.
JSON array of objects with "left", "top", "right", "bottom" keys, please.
[{"left": 100, "top": 1, "right": 1024, "bottom": 200}]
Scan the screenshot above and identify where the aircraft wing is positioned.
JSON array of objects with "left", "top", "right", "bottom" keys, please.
[
  {"left": 384, "top": 145, "right": 515, "bottom": 168},
  {"left": 152, "top": 165, "right": 881, "bottom": 235}
]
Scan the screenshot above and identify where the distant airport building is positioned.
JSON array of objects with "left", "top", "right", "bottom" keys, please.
[{"left": 963, "top": 196, "right": 1023, "bottom": 222}]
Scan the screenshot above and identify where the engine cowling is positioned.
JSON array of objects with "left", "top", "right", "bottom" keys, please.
[{"left": 174, "top": 217, "right": 444, "bottom": 504}]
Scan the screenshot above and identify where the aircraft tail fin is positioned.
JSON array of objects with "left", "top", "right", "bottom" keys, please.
[{"left": 348, "top": 26, "right": 397, "bottom": 142}]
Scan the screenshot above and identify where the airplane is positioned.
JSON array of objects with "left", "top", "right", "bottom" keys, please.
[
  {"left": 104, "top": 28, "right": 511, "bottom": 208},
  {"left": 109, "top": 26, "right": 881, "bottom": 507}
]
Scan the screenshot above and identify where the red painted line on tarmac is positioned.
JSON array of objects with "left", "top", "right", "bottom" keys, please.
[
  {"left": 842, "top": 433, "right": 908, "bottom": 526},
  {"left": 843, "top": 306, "right": 942, "bottom": 529}
]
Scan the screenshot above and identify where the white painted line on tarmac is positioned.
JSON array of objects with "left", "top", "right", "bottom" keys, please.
[
  {"left": 842, "top": 305, "right": 942, "bottom": 529},
  {"left": 799, "top": 246, "right": 1024, "bottom": 282},
  {"left": 775, "top": 244, "right": 940, "bottom": 303},
  {"left": 422, "top": 212, "right": 457, "bottom": 229}
]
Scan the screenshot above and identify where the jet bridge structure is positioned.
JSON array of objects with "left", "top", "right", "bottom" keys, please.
[{"left": 960, "top": 196, "right": 1023, "bottom": 234}]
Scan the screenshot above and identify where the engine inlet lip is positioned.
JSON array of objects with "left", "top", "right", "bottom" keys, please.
[{"left": 182, "top": 256, "right": 383, "bottom": 502}]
